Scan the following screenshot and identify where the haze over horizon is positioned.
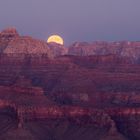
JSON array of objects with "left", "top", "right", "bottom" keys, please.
[{"left": 0, "top": 0, "right": 140, "bottom": 44}]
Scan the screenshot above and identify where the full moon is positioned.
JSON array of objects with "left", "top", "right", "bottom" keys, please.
[{"left": 47, "top": 35, "right": 64, "bottom": 45}]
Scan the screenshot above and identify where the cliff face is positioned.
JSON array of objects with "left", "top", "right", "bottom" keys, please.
[
  {"left": 0, "top": 28, "right": 52, "bottom": 58},
  {"left": 0, "top": 28, "right": 140, "bottom": 139},
  {"left": 0, "top": 28, "right": 67, "bottom": 58},
  {"left": 1, "top": 27, "right": 140, "bottom": 62},
  {"left": 68, "top": 41, "right": 140, "bottom": 63},
  {"left": 47, "top": 42, "right": 68, "bottom": 56},
  {"left": 0, "top": 54, "right": 139, "bottom": 139}
]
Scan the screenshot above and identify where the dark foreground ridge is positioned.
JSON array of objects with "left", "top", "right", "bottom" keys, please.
[{"left": 0, "top": 28, "right": 140, "bottom": 140}]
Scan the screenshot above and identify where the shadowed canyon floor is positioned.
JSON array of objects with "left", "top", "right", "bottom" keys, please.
[{"left": 0, "top": 54, "right": 139, "bottom": 140}]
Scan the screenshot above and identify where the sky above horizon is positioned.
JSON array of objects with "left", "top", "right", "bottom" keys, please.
[{"left": 0, "top": 0, "right": 140, "bottom": 45}]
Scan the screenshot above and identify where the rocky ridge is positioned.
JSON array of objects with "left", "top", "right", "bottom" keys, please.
[
  {"left": 68, "top": 41, "right": 140, "bottom": 63},
  {"left": 0, "top": 28, "right": 52, "bottom": 58},
  {"left": 1, "top": 28, "right": 140, "bottom": 63}
]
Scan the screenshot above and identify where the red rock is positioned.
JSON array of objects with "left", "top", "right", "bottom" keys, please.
[
  {"left": 68, "top": 41, "right": 140, "bottom": 63},
  {"left": 0, "top": 28, "right": 52, "bottom": 58},
  {"left": 0, "top": 28, "right": 140, "bottom": 139},
  {"left": 0, "top": 27, "right": 19, "bottom": 39},
  {"left": 48, "top": 42, "right": 68, "bottom": 56}
]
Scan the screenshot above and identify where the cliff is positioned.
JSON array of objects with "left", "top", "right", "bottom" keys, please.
[
  {"left": 68, "top": 41, "right": 140, "bottom": 63},
  {"left": 0, "top": 28, "right": 52, "bottom": 58},
  {"left": 0, "top": 28, "right": 140, "bottom": 139},
  {"left": 0, "top": 54, "right": 139, "bottom": 139}
]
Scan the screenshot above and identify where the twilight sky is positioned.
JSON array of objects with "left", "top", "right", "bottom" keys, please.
[{"left": 0, "top": 0, "right": 140, "bottom": 44}]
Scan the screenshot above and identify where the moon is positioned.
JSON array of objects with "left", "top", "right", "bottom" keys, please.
[{"left": 47, "top": 35, "right": 64, "bottom": 45}]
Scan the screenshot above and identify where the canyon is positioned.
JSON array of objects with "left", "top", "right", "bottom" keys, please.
[{"left": 0, "top": 28, "right": 140, "bottom": 140}]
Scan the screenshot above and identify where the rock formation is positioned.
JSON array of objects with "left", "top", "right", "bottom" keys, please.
[
  {"left": 68, "top": 41, "right": 140, "bottom": 63},
  {"left": 47, "top": 42, "right": 68, "bottom": 56},
  {"left": 0, "top": 28, "right": 52, "bottom": 58},
  {"left": 0, "top": 28, "right": 139, "bottom": 139}
]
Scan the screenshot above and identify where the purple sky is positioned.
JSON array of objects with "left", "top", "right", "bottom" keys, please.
[{"left": 0, "top": 0, "right": 140, "bottom": 44}]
